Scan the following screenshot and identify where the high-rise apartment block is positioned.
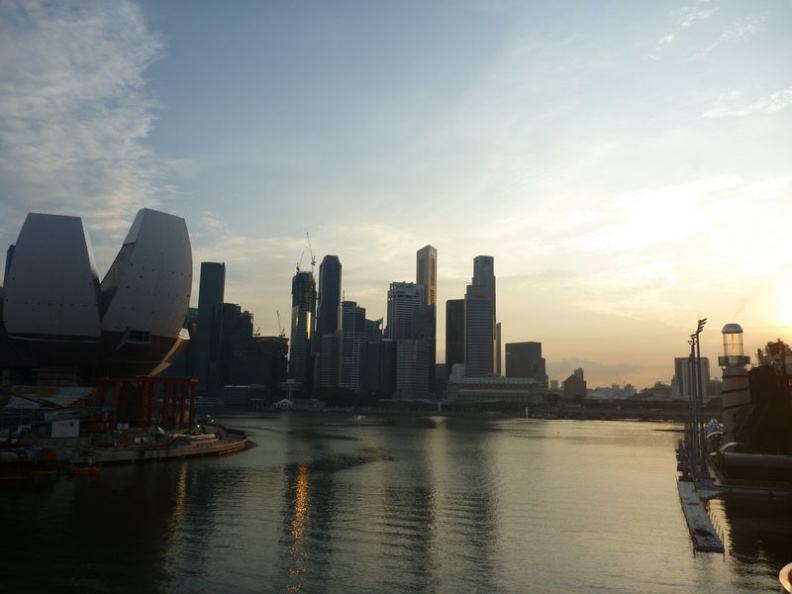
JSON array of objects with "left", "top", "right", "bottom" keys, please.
[{"left": 673, "top": 356, "right": 711, "bottom": 401}]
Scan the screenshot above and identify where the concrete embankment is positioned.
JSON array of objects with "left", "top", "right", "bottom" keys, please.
[{"left": 34, "top": 425, "right": 249, "bottom": 466}]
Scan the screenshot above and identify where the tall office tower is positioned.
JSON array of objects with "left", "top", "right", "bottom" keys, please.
[
  {"left": 673, "top": 356, "right": 711, "bottom": 400},
  {"left": 315, "top": 255, "right": 342, "bottom": 350},
  {"left": 416, "top": 245, "right": 437, "bottom": 307},
  {"left": 195, "top": 262, "right": 226, "bottom": 392},
  {"left": 314, "top": 255, "right": 342, "bottom": 388},
  {"left": 385, "top": 282, "right": 425, "bottom": 340},
  {"left": 445, "top": 299, "right": 465, "bottom": 377},
  {"left": 505, "top": 341, "right": 548, "bottom": 384},
  {"left": 464, "top": 255, "right": 496, "bottom": 377},
  {"left": 339, "top": 301, "right": 366, "bottom": 392},
  {"left": 386, "top": 282, "right": 430, "bottom": 399},
  {"left": 416, "top": 245, "right": 437, "bottom": 392},
  {"left": 289, "top": 270, "right": 316, "bottom": 390}
]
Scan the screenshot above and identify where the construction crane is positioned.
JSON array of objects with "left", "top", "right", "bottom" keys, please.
[
  {"left": 306, "top": 231, "right": 315, "bottom": 273},
  {"left": 276, "top": 310, "right": 286, "bottom": 338}
]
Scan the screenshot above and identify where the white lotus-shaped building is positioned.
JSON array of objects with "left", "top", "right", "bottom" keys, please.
[{"left": 1, "top": 208, "right": 192, "bottom": 382}]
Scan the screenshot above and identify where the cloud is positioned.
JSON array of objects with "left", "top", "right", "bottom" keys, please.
[
  {"left": 701, "top": 86, "right": 792, "bottom": 118},
  {"left": 0, "top": 0, "right": 163, "bottom": 259},
  {"left": 655, "top": 4, "right": 717, "bottom": 49},
  {"left": 696, "top": 15, "right": 763, "bottom": 57}
]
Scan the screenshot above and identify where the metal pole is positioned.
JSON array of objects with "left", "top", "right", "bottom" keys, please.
[{"left": 695, "top": 318, "right": 707, "bottom": 473}]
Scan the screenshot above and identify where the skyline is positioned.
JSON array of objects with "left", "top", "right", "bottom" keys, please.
[{"left": 1, "top": 1, "right": 791, "bottom": 387}]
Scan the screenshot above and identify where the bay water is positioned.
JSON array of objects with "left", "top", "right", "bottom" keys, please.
[{"left": 2, "top": 414, "right": 791, "bottom": 593}]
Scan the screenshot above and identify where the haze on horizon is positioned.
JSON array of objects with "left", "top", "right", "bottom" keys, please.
[{"left": 1, "top": 0, "right": 791, "bottom": 389}]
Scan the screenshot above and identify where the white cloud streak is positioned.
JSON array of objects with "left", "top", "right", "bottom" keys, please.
[
  {"left": 0, "top": 0, "right": 163, "bottom": 258},
  {"left": 702, "top": 86, "right": 792, "bottom": 118},
  {"left": 697, "top": 16, "right": 763, "bottom": 57},
  {"left": 655, "top": 4, "right": 717, "bottom": 49}
]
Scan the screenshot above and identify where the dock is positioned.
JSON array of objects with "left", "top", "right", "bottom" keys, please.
[{"left": 677, "top": 478, "right": 725, "bottom": 553}]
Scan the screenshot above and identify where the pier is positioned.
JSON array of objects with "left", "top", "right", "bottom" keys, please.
[{"left": 677, "top": 478, "right": 724, "bottom": 553}]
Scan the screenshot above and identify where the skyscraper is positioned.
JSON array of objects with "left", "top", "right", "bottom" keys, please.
[
  {"left": 464, "top": 255, "right": 496, "bottom": 377},
  {"left": 386, "top": 281, "right": 430, "bottom": 398},
  {"left": 385, "top": 282, "right": 425, "bottom": 340},
  {"left": 445, "top": 299, "right": 465, "bottom": 377},
  {"left": 315, "top": 255, "right": 342, "bottom": 348},
  {"left": 195, "top": 262, "right": 225, "bottom": 392},
  {"left": 314, "top": 255, "right": 342, "bottom": 389},
  {"left": 416, "top": 245, "right": 437, "bottom": 392},
  {"left": 339, "top": 300, "right": 366, "bottom": 392},
  {"left": 416, "top": 245, "right": 437, "bottom": 308},
  {"left": 289, "top": 270, "right": 316, "bottom": 390}
]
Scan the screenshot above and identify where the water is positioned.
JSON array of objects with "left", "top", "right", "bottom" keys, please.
[{"left": 2, "top": 415, "right": 791, "bottom": 593}]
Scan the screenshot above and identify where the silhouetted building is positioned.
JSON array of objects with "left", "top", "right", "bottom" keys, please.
[
  {"left": 445, "top": 299, "right": 464, "bottom": 378},
  {"left": 315, "top": 255, "right": 342, "bottom": 348},
  {"left": 464, "top": 256, "right": 496, "bottom": 377},
  {"left": 672, "top": 356, "right": 711, "bottom": 401},
  {"left": 386, "top": 282, "right": 430, "bottom": 399},
  {"left": 563, "top": 372, "right": 587, "bottom": 400},
  {"left": 416, "top": 245, "right": 437, "bottom": 393},
  {"left": 289, "top": 270, "right": 316, "bottom": 391},
  {"left": 208, "top": 304, "right": 253, "bottom": 395},
  {"left": 505, "top": 341, "right": 547, "bottom": 385},
  {"left": 4, "top": 244, "right": 14, "bottom": 286},
  {"left": 340, "top": 301, "right": 366, "bottom": 392},
  {"left": 386, "top": 282, "right": 424, "bottom": 340},
  {"left": 231, "top": 335, "right": 288, "bottom": 397},
  {"left": 195, "top": 262, "right": 225, "bottom": 391},
  {"left": 363, "top": 318, "right": 384, "bottom": 394},
  {"left": 314, "top": 255, "right": 342, "bottom": 389}
]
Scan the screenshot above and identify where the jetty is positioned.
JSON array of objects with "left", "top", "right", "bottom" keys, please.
[{"left": 677, "top": 478, "right": 724, "bottom": 553}]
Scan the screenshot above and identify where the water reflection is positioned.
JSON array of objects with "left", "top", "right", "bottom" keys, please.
[
  {"left": 714, "top": 497, "right": 792, "bottom": 576},
  {"left": 283, "top": 462, "right": 310, "bottom": 592}
]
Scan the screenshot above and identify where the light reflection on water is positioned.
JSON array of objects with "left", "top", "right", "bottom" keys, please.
[{"left": 3, "top": 416, "right": 792, "bottom": 593}]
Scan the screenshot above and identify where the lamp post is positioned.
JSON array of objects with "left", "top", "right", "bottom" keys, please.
[
  {"left": 695, "top": 319, "right": 707, "bottom": 474},
  {"left": 688, "top": 318, "right": 707, "bottom": 479}
]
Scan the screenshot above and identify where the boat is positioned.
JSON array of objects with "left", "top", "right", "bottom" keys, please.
[
  {"left": 68, "top": 464, "right": 98, "bottom": 476},
  {"left": 0, "top": 446, "right": 59, "bottom": 482}
]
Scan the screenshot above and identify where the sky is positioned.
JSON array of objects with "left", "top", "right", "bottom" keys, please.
[{"left": 1, "top": 0, "right": 791, "bottom": 389}]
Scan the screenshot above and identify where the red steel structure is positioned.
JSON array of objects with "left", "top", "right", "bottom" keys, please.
[{"left": 95, "top": 377, "right": 198, "bottom": 431}]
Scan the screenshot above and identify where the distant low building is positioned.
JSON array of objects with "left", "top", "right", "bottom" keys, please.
[
  {"left": 445, "top": 373, "right": 550, "bottom": 406},
  {"left": 563, "top": 373, "right": 587, "bottom": 400}
]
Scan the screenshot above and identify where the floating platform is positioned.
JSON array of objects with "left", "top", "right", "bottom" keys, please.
[{"left": 677, "top": 479, "right": 725, "bottom": 553}]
